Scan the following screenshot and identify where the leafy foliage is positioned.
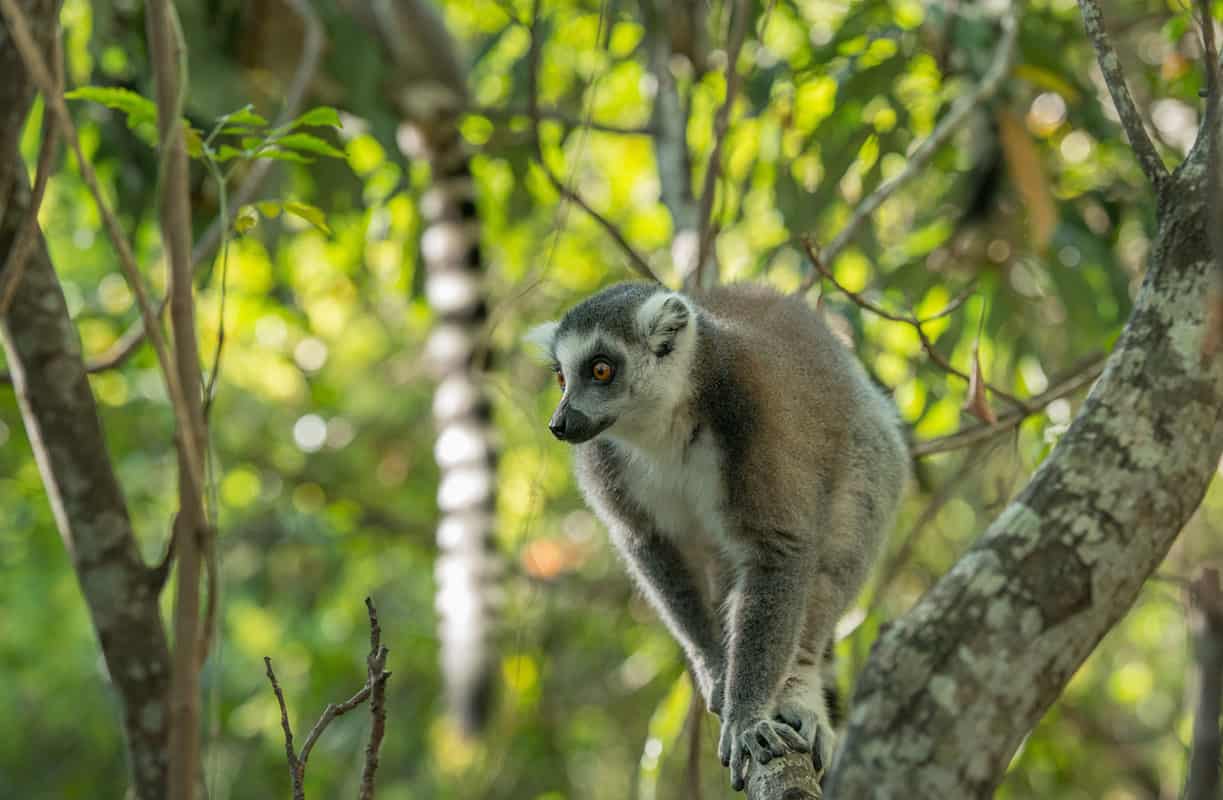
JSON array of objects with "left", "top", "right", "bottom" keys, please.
[{"left": 2, "top": 0, "right": 1221, "bottom": 798}]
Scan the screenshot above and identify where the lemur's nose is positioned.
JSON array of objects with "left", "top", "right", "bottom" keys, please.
[{"left": 548, "top": 419, "right": 567, "bottom": 440}]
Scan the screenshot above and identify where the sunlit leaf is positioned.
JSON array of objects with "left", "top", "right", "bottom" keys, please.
[
  {"left": 289, "top": 106, "right": 343, "bottom": 129},
  {"left": 275, "top": 132, "right": 347, "bottom": 159},
  {"left": 283, "top": 201, "right": 332, "bottom": 234},
  {"left": 256, "top": 201, "right": 282, "bottom": 218},
  {"left": 65, "top": 86, "right": 157, "bottom": 122},
  {"left": 225, "top": 106, "right": 269, "bottom": 127}
]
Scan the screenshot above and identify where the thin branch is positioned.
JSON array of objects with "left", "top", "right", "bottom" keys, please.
[
  {"left": 0, "top": 0, "right": 205, "bottom": 496},
  {"left": 0, "top": 0, "right": 325, "bottom": 384},
  {"left": 264, "top": 657, "right": 304, "bottom": 800},
  {"left": 1184, "top": 567, "right": 1223, "bottom": 800},
  {"left": 911, "top": 353, "right": 1107, "bottom": 457},
  {"left": 796, "top": 0, "right": 1021, "bottom": 280},
  {"left": 694, "top": 0, "right": 749, "bottom": 286},
  {"left": 265, "top": 598, "right": 391, "bottom": 800},
  {"left": 1075, "top": 0, "right": 1168, "bottom": 190},
  {"left": 359, "top": 596, "right": 390, "bottom": 800},
  {"left": 1197, "top": 0, "right": 1223, "bottom": 359},
  {"left": 0, "top": 29, "right": 60, "bottom": 316},
  {"left": 642, "top": 0, "right": 699, "bottom": 286},
  {"left": 524, "top": 0, "right": 659, "bottom": 283},
  {"left": 799, "top": 237, "right": 1029, "bottom": 411}
]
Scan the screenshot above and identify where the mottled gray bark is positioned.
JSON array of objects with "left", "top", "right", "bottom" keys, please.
[
  {"left": 825, "top": 111, "right": 1223, "bottom": 798},
  {"left": 0, "top": 4, "right": 171, "bottom": 798}
]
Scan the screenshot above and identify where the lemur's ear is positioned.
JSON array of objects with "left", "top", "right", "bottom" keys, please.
[
  {"left": 637, "top": 292, "right": 690, "bottom": 357},
  {"left": 523, "top": 321, "right": 559, "bottom": 362}
]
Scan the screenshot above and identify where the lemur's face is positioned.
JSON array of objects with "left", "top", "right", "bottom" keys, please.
[{"left": 526, "top": 285, "right": 694, "bottom": 445}]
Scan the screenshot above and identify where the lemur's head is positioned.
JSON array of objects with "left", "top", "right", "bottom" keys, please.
[{"left": 526, "top": 282, "right": 697, "bottom": 444}]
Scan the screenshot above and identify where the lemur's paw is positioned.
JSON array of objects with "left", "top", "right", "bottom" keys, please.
[
  {"left": 777, "top": 703, "right": 836, "bottom": 774},
  {"left": 718, "top": 712, "right": 810, "bottom": 791}
]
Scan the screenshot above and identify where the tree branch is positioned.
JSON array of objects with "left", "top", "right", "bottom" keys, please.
[
  {"left": 911, "top": 354, "right": 1106, "bottom": 457},
  {"left": 0, "top": 0, "right": 325, "bottom": 384},
  {"left": 825, "top": 76, "right": 1223, "bottom": 795},
  {"left": 642, "top": 0, "right": 699, "bottom": 286},
  {"left": 266, "top": 598, "right": 391, "bottom": 800},
  {"left": 0, "top": 8, "right": 172, "bottom": 797},
  {"left": 1075, "top": 0, "right": 1169, "bottom": 190},
  {"left": 1183, "top": 567, "right": 1223, "bottom": 800},
  {"left": 800, "top": 236, "right": 1029, "bottom": 412},
  {"left": 795, "top": 0, "right": 1020, "bottom": 283},
  {"left": 0, "top": 0, "right": 206, "bottom": 495},
  {"left": 0, "top": 24, "right": 58, "bottom": 315},
  {"left": 693, "top": 0, "right": 749, "bottom": 288}
]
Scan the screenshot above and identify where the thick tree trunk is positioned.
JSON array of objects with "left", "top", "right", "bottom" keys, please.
[{"left": 825, "top": 123, "right": 1223, "bottom": 797}]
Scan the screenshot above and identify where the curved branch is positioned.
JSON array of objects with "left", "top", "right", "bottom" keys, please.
[
  {"left": 826, "top": 95, "right": 1223, "bottom": 796},
  {"left": 1075, "top": 0, "right": 1168, "bottom": 189}
]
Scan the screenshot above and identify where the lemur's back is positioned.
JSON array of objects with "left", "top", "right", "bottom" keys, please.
[{"left": 690, "top": 283, "right": 908, "bottom": 536}]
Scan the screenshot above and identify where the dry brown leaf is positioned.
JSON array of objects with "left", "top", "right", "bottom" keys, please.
[{"left": 963, "top": 340, "right": 998, "bottom": 424}]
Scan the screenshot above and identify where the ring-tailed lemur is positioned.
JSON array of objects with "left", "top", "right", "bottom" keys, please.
[{"left": 527, "top": 282, "right": 908, "bottom": 790}]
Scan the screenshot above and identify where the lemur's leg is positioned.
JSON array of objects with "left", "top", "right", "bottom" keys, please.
[{"left": 776, "top": 638, "right": 839, "bottom": 773}]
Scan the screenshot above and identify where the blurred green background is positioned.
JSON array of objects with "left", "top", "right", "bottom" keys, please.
[{"left": 1, "top": 0, "right": 1219, "bottom": 797}]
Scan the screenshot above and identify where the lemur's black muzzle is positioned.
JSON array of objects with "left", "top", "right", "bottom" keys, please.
[{"left": 548, "top": 401, "right": 612, "bottom": 444}]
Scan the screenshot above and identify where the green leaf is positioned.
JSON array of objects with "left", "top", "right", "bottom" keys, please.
[
  {"left": 275, "top": 132, "right": 347, "bottom": 159},
  {"left": 234, "top": 206, "right": 260, "bottom": 235},
  {"left": 214, "top": 145, "right": 245, "bottom": 162},
  {"left": 240, "top": 137, "right": 263, "bottom": 150},
  {"left": 65, "top": 86, "right": 157, "bottom": 123},
  {"left": 290, "top": 106, "right": 342, "bottom": 129},
  {"left": 183, "top": 125, "right": 204, "bottom": 158},
  {"left": 283, "top": 201, "right": 332, "bottom": 234},
  {"left": 255, "top": 149, "right": 315, "bottom": 165},
  {"left": 256, "top": 201, "right": 282, "bottom": 218},
  {"left": 225, "top": 106, "right": 269, "bottom": 127}
]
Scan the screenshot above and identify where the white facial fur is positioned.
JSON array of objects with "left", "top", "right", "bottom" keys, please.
[{"left": 538, "top": 291, "right": 700, "bottom": 448}]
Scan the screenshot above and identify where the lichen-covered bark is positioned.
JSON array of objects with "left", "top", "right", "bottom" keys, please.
[
  {"left": 825, "top": 119, "right": 1223, "bottom": 797},
  {"left": 0, "top": 3, "right": 171, "bottom": 797},
  {"left": 0, "top": 159, "right": 172, "bottom": 800}
]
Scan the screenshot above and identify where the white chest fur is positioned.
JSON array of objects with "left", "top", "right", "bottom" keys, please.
[{"left": 608, "top": 430, "right": 746, "bottom": 564}]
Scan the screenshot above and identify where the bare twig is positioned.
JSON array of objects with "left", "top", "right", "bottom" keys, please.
[
  {"left": 1075, "top": 0, "right": 1168, "bottom": 190},
  {"left": 912, "top": 353, "right": 1107, "bottom": 457},
  {"left": 1184, "top": 567, "right": 1223, "bottom": 800},
  {"left": 795, "top": 0, "right": 1021, "bottom": 281},
  {"left": 694, "top": 0, "right": 749, "bottom": 287},
  {"left": 0, "top": 0, "right": 205, "bottom": 496},
  {"left": 0, "top": 29, "right": 60, "bottom": 316},
  {"left": 359, "top": 596, "right": 390, "bottom": 800},
  {"left": 686, "top": 684, "right": 705, "bottom": 800},
  {"left": 524, "top": 0, "right": 659, "bottom": 283},
  {"left": 265, "top": 598, "right": 391, "bottom": 800},
  {"left": 799, "top": 237, "right": 1029, "bottom": 410},
  {"left": 264, "top": 657, "right": 303, "bottom": 800}
]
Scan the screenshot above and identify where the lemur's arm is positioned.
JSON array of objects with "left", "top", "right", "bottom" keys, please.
[
  {"left": 717, "top": 543, "right": 815, "bottom": 791},
  {"left": 611, "top": 525, "right": 725, "bottom": 708}
]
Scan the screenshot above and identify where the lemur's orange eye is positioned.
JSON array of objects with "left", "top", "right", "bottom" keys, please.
[
  {"left": 556, "top": 371, "right": 566, "bottom": 389},
  {"left": 591, "top": 360, "right": 614, "bottom": 383}
]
